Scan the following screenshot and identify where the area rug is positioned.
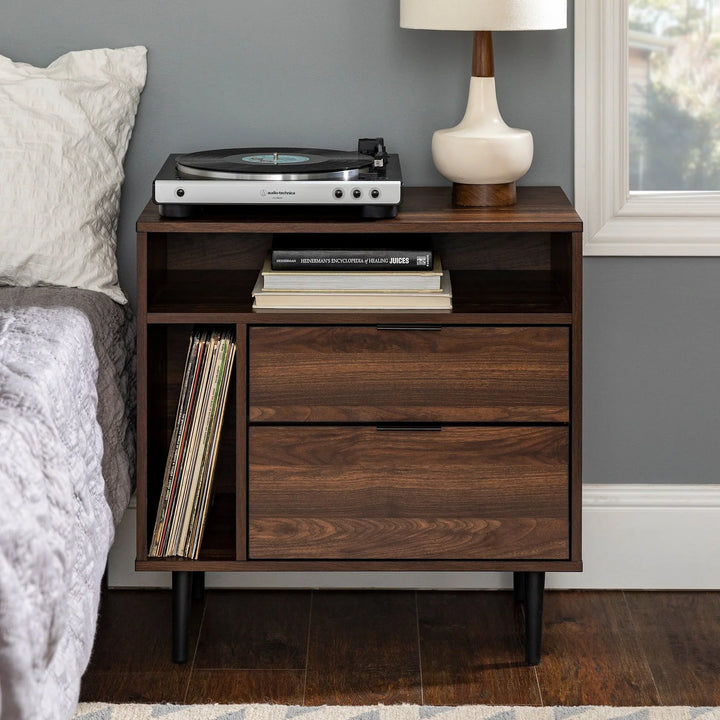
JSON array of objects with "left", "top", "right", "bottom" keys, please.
[{"left": 73, "top": 704, "right": 720, "bottom": 720}]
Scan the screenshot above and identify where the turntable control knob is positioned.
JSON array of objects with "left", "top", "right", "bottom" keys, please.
[
  {"left": 334, "top": 188, "right": 344, "bottom": 199},
  {"left": 370, "top": 189, "right": 380, "bottom": 199}
]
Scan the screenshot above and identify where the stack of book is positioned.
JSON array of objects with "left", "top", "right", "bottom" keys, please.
[
  {"left": 149, "top": 327, "right": 236, "bottom": 559},
  {"left": 252, "top": 244, "right": 452, "bottom": 310}
]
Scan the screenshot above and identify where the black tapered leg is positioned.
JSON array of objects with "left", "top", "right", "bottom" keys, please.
[
  {"left": 513, "top": 571, "right": 527, "bottom": 604},
  {"left": 525, "top": 571, "right": 545, "bottom": 665},
  {"left": 192, "top": 571, "right": 205, "bottom": 602},
  {"left": 172, "top": 571, "right": 192, "bottom": 664}
]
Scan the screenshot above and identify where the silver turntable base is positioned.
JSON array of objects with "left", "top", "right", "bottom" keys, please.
[{"left": 153, "top": 139, "right": 402, "bottom": 219}]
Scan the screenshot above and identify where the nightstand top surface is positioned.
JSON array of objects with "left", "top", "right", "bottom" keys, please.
[{"left": 137, "top": 186, "right": 583, "bottom": 233}]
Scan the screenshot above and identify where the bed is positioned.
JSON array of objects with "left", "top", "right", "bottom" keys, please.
[
  {"left": 0, "top": 45, "right": 147, "bottom": 719},
  {"left": 0, "top": 287, "right": 135, "bottom": 719}
]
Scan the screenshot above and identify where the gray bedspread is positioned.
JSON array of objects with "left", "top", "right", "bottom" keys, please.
[{"left": 0, "top": 287, "right": 135, "bottom": 720}]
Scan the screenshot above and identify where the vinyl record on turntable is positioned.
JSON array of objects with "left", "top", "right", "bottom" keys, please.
[{"left": 176, "top": 147, "right": 375, "bottom": 181}]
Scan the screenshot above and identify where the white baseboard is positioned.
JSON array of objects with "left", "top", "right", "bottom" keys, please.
[{"left": 107, "top": 484, "right": 720, "bottom": 590}]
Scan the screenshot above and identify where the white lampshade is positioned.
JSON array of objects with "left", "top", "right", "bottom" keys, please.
[{"left": 400, "top": 0, "right": 567, "bottom": 32}]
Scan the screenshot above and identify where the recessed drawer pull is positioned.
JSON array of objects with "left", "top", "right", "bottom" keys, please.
[
  {"left": 376, "top": 324, "right": 442, "bottom": 331},
  {"left": 376, "top": 424, "right": 442, "bottom": 432}
]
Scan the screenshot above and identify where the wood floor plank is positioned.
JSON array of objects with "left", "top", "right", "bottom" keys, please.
[
  {"left": 79, "top": 590, "right": 203, "bottom": 703},
  {"left": 417, "top": 591, "right": 542, "bottom": 705},
  {"left": 185, "top": 669, "right": 305, "bottom": 704},
  {"left": 304, "top": 591, "right": 422, "bottom": 705},
  {"left": 80, "top": 672, "right": 192, "bottom": 704},
  {"left": 536, "top": 591, "right": 661, "bottom": 706},
  {"left": 193, "top": 590, "right": 311, "bottom": 669},
  {"left": 624, "top": 591, "right": 720, "bottom": 706}
]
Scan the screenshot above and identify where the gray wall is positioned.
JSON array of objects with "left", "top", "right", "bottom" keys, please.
[{"left": 3, "top": 0, "right": 718, "bottom": 485}]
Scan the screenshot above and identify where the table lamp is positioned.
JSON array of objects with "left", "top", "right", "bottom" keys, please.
[{"left": 400, "top": 0, "right": 567, "bottom": 207}]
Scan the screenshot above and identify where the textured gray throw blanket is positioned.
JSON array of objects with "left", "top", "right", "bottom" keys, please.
[{"left": 0, "top": 288, "right": 135, "bottom": 720}]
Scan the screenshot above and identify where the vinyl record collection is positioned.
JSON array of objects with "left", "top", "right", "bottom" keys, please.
[{"left": 149, "top": 327, "right": 236, "bottom": 559}]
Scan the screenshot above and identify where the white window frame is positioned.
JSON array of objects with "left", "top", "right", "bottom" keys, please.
[{"left": 575, "top": 0, "right": 720, "bottom": 255}]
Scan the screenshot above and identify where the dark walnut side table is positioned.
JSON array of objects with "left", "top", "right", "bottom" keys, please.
[{"left": 135, "top": 186, "right": 583, "bottom": 666}]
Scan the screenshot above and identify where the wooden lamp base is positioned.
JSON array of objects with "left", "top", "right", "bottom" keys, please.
[{"left": 452, "top": 181, "right": 517, "bottom": 207}]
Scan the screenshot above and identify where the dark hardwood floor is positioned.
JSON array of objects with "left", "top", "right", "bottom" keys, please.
[{"left": 80, "top": 589, "right": 720, "bottom": 706}]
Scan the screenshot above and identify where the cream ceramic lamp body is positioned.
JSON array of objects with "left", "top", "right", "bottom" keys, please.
[
  {"left": 400, "top": 0, "right": 567, "bottom": 206},
  {"left": 432, "top": 73, "right": 533, "bottom": 185}
]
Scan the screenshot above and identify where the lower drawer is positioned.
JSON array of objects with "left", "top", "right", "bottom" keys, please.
[{"left": 248, "top": 425, "right": 569, "bottom": 561}]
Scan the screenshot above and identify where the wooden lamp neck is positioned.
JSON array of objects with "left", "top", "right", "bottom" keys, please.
[{"left": 472, "top": 30, "right": 495, "bottom": 78}]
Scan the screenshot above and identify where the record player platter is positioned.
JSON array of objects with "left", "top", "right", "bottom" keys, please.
[
  {"left": 153, "top": 138, "right": 402, "bottom": 219},
  {"left": 176, "top": 147, "right": 375, "bottom": 181}
]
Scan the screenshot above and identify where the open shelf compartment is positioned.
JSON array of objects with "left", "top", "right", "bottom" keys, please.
[
  {"left": 142, "top": 323, "right": 237, "bottom": 563},
  {"left": 145, "top": 231, "right": 573, "bottom": 316}
]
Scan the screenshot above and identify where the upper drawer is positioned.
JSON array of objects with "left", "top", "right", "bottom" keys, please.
[{"left": 249, "top": 325, "right": 569, "bottom": 423}]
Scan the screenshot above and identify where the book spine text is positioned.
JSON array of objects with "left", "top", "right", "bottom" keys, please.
[{"left": 271, "top": 249, "right": 433, "bottom": 270}]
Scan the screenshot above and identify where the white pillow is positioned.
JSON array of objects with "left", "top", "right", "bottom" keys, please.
[{"left": 0, "top": 46, "right": 147, "bottom": 303}]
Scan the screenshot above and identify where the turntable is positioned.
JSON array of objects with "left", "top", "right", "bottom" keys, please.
[{"left": 153, "top": 137, "right": 402, "bottom": 219}]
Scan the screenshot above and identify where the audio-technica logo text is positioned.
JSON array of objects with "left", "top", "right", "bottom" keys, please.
[{"left": 261, "top": 189, "right": 296, "bottom": 197}]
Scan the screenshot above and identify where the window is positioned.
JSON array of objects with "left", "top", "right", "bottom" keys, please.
[
  {"left": 576, "top": 0, "right": 720, "bottom": 254},
  {"left": 629, "top": 0, "right": 720, "bottom": 192}
]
